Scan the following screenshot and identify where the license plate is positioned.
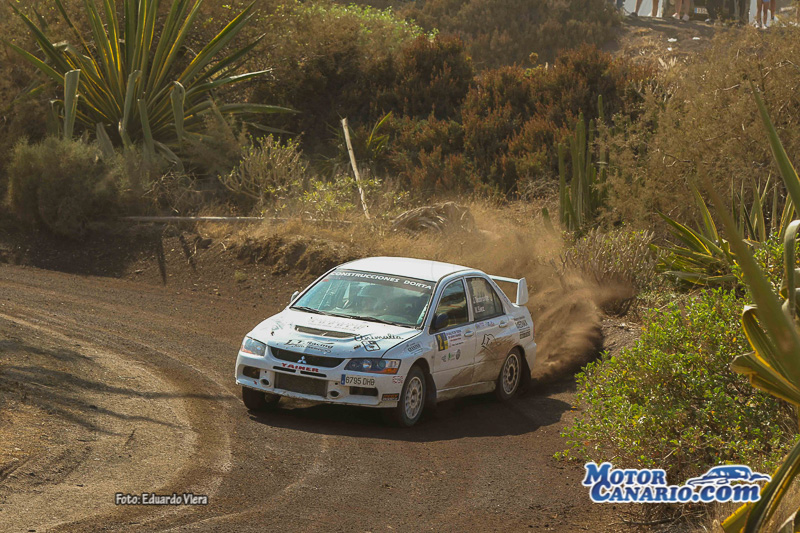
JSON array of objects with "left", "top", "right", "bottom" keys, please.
[
  {"left": 695, "top": 6, "right": 707, "bottom": 13},
  {"left": 342, "top": 375, "right": 376, "bottom": 387}
]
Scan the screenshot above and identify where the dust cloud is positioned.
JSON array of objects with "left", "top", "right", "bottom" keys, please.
[
  {"left": 223, "top": 203, "right": 634, "bottom": 383},
  {"left": 375, "top": 203, "right": 632, "bottom": 383}
]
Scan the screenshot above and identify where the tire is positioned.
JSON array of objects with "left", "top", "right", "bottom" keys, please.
[
  {"left": 242, "top": 387, "right": 280, "bottom": 411},
  {"left": 495, "top": 349, "right": 523, "bottom": 401},
  {"left": 388, "top": 366, "right": 426, "bottom": 427}
]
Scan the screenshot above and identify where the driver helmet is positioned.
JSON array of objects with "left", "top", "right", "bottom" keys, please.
[{"left": 355, "top": 284, "right": 385, "bottom": 313}]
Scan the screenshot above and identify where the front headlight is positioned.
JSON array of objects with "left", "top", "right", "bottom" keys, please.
[
  {"left": 240, "top": 337, "right": 266, "bottom": 356},
  {"left": 345, "top": 359, "right": 400, "bottom": 374}
]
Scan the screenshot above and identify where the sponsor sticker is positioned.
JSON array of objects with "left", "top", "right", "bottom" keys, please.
[
  {"left": 362, "top": 340, "right": 381, "bottom": 352},
  {"left": 406, "top": 341, "right": 423, "bottom": 355},
  {"left": 515, "top": 318, "right": 532, "bottom": 339},
  {"left": 283, "top": 339, "right": 334, "bottom": 353},
  {"left": 280, "top": 362, "right": 320, "bottom": 373},
  {"left": 481, "top": 333, "right": 495, "bottom": 348},
  {"left": 354, "top": 333, "right": 402, "bottom": 342},
  {"left": 325, "top": 270, "right": 433, "bottom": 293},
  {"left": 441, "top": 349, "right": 461, "bottom": 363},
  {"left": 392, "top": 375, "right": 404, "bottom": 384},
  {"left": 438, "top": 329, "right": 463, "bottom": 348},
  {"left": 582, "top": 463, "right": 769, "bottom": 504},
  {"left": 308, "top": 316, "right": 371, "bottom": 331}
]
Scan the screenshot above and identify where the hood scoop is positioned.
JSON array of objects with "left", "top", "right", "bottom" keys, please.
[{"left": 294, "top": 325, "right": 354, "bottom": 338}]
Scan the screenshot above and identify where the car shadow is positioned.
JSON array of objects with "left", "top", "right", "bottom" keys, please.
[{"left": 246, "top": 378, "right": 575, "bottom": 442}]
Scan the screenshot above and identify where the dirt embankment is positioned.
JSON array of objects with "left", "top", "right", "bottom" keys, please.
[{"left": 0, "top": 207, "right": 631, "bottom": 386}]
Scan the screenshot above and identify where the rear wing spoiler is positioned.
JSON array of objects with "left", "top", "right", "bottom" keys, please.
[{"left": 489, "top": 275, "right": 529, "bottom": 306}]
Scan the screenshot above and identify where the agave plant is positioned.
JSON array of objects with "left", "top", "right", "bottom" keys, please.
[
  {"left": 4, "top": 0, "right": 290, "bottom": 158},
  {"left": 657, "top": 186, "right": 740, "bottom": 286},
  {"left": 721, "top": 85, "right": 800, "bottom": 533},
  {"left": 658, "top": 177, "right": 793, "bottom": 287}
]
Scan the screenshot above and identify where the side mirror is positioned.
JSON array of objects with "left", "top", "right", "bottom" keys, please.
[
  {"left": 431, "top": 312, "right": 449, "bottom": 332},
  {"left": 290, "top": 290, "right": 300, "bottom": 304}
]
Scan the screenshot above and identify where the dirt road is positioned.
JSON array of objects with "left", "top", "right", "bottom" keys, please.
[{"left": 0, "top": 264, "right": 619, "bottom": 532}]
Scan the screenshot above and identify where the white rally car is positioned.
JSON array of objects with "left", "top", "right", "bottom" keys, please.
[{"left": 234, "top": 257, "right": 536, "bottom": 426}]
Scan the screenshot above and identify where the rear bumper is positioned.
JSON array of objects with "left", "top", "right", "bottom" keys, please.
[{"left": 235, "top": 352, "right": 403, "bottom": 407}]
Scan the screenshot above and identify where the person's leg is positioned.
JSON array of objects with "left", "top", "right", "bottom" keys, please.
[
  {"left": 673, "top": 0, "right": 682, "bottom": 17},
  {"left": 633, "top": 0, "right": 644, "bottom": 15},
  {"left": 740, "top": 0, "right": 750, "bottom": 23},
  {"left": 770, "top": 0, "right": 777, "bottom": 22},
  {"left": 756, "top": 0, "right": 763, "bottom": 26},
  {"left": 705, "top": 0, "right": 718, "bottom": 20}
]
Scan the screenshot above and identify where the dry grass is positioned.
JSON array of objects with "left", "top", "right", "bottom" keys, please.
[{"left": 603, "top": 25, "right": 800, "bottom": 230}]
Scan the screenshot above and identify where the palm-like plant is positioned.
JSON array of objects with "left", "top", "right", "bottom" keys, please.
[
  {"left": 658, "top": 179, "right": 792, "bottom": 287},
  {"left": 4, "top": 0, "right": 290, "bottom": 157},
  {"left": 721, "top": 86, "right": 800, "bottom": 532}
]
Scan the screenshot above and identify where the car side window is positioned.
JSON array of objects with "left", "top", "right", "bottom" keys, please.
[
  {"left": 433, "top": 280, "right": 469, "bottom": 330},
  {"left": 467, "top": 277, "right": 504, "bottom": 321}
]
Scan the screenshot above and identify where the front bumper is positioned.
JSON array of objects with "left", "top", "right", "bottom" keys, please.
[{"left": 235, "top": 352, "right": 404, "bottom": 407}]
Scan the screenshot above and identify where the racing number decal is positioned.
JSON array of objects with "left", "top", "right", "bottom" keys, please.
[{"left": 435, "top": 333, "right": 449, "bottom": 351}]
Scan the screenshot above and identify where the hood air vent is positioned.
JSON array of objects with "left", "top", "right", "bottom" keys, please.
[{"left": 294, "top": 325, "right": 353, "bottom": 338}]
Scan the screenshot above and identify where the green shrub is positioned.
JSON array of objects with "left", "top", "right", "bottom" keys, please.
[
  {"left": 7, "top": 138, "right": 130, "bottom": 237},
  {"left": 560, "top": 289, "right": 796, "bottom": 483},
  {"left": 220, "top": 135, "right": 308, "bottom": 214},
  {"left": 249, "top": 2, "right": 425, "bottom": 149}
]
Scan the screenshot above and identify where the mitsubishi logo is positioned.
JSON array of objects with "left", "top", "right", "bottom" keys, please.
[{"left": 298, "top": 356, "right": 308, "bottom": 364}]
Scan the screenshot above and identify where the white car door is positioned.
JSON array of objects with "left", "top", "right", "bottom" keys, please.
[
  {"left": 429, "top": 278, "right": 477, "bottom": 391},
  {"left": 467, "top": 276, "right": 517, "bottom": 384}
]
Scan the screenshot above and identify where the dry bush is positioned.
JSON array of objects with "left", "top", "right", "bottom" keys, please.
[
  {"left": 384, "top": 0, "right": 620, "bottom": 68},
  {"left": 561, "top": 228, "right": 659, "bottom": 292},
  {"left": 602, "top": 26, "right": 800, "bottom": 230},
  {"left": 390, "top": 201, "right": 475, "bottom": 233},
  {"left": 560, "top": 228, "right": 660, "bottom": 315},
  {"left": 6, "top": 138, "right": 135, "bottom": 237}
]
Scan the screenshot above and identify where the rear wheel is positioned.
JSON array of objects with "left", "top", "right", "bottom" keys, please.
[
  {"left": 495, "top": 349, "right": 522, "bottom": 401},
  {"left": 388, "top": 366, "right": 426, "bottom": 427},
  {"left": 242, "top": 387, "right": 280, "bottom": 411}
]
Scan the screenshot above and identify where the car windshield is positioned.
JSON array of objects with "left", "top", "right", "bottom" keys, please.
[{"left": 292, "top": 269, "right": 434, "bottom": 328}]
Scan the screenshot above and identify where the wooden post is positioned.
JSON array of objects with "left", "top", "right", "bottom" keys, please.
[{"left": 341, "top": 117, "right": 371, "bottom": 220}]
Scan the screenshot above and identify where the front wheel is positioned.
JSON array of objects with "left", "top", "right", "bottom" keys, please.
[
  {"left": 388, "top": 366, "right": 426, "bottom": 427},
  {"left": 242, "top": 387, "right": 280, "bottom": 411},
  {"left": 495, "top": 349, "right": 523, "bottom": 401}
]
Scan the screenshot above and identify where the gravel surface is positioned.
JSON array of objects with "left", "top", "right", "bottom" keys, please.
[{"left": 0, "top": 263, "right": 623, "bottom": 532}]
